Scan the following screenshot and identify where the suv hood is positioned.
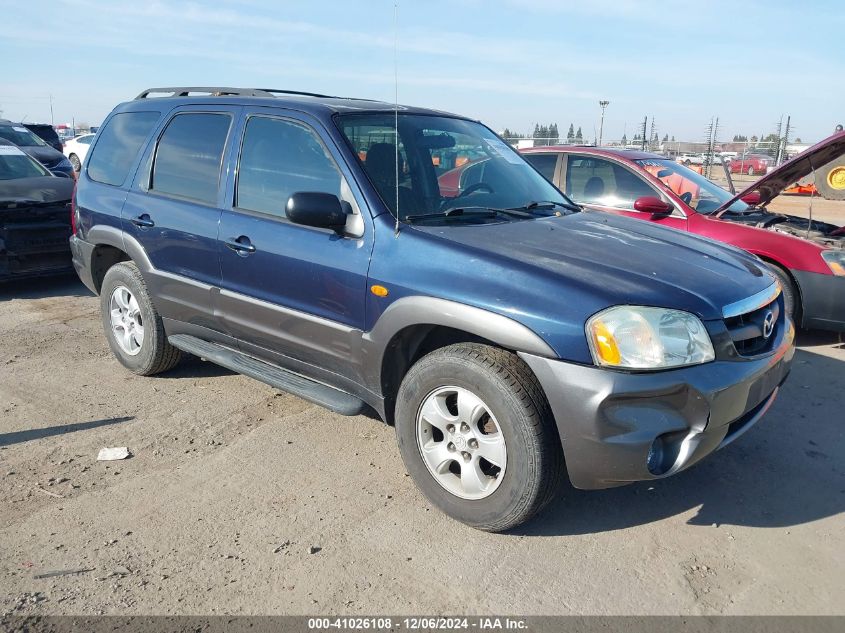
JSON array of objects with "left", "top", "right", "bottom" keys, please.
[
  {"left": 412, "top": 210, "right": 774, "bottom": 321},
  {"left": 717, "top": 130, "right": 845, "bottom": 211}
]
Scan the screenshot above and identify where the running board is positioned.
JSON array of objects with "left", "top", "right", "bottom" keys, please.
[{"left": 168, "top": 334, "right": 366, "bottom": 416}]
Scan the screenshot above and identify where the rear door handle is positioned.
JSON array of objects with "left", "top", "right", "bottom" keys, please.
[
  {"left": 130, "top": 214, "right": 155, "bottom": 228},
  {"left": 225, "top": 236, "right": 256, "bottom": 255}
]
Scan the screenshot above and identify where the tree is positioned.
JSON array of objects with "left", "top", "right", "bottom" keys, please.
[
  {"left": 633, "top": 133, "right": 640, "bottom": 141},
  {"left": 795, "top": 137, "right": 802, "bottom": 143},
  {"left": 750, "top": 135, "right": 758, "bottom": 143},
  {"left": 549, "top": 123, "right": 559, "bottom": 144},
  {"left": 732, "top": 134, "right": 748, "bottom": 142},
  {"left": 662, "top": 134, "right": 669, "bottom": 142},
  {"left": 575, "top": 126, "right": 583, "bottom": 143},
  {"left": 567, "top": 123, "right": 575, "bottom": 143},
  {"left": 621, "top": 133, "right": 628, "bottom": 145},
  {"left": 671, "top": 135, "right": 675, "bottom": 142}
]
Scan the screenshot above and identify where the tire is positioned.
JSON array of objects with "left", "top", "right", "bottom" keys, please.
[
  {"left": 394, "top": 343, "right": 563, "bottom": 532},
  {"left": 747, "top": 165, "right": 755, "bottom": 176},
  {"left": 683, "top": 159, "right": 691, "bottom": 166},
  {"left": 100, "top": 261, "right": 182, "bottom": 375},
  {"left": 765, "top": 262, "right": 800, "bottom": 325},
  {"left": 814, "top": 161, "right": 845, "bottom": 201},
  {"left": 69, "top": 154, "right": 81, "bottom": 172}
]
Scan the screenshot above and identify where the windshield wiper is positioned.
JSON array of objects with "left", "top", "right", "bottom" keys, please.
[
  {"left": 404, "top": 207, "right": 501, "bottom": 223},
  {"left": 509, "top": 199, "right": 581, "bottom": 214}
]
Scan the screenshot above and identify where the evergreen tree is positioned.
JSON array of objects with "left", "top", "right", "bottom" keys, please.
[
  {"left": 575, "top": 126, "right": 583, "bottom": 143},
  {"left": 662, "top": 134, "right": 669, "bottom": 142},
  {"left": 671, "top": 135, "right": 675, "bottom": 142},
  {"left": 567, "top": 123, "right": 575, "bottom": 143},
  {"left": 549, "top": 123, "right": 559, "bottom": 144},
  {"left": 621, "top": 133, "right": 628, "bottom": 145}
]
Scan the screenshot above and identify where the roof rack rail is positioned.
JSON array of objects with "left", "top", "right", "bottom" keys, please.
[{"left": 134, "top": 87, "right": 336, "bottom": 100}]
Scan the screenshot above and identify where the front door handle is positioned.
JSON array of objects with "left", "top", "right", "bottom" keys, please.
[
  {"left": 131, "top": 214, "right": 155, "bottom": 228},
  {"left": 225, "top": 236, "right": 256, "bottom": 255}
]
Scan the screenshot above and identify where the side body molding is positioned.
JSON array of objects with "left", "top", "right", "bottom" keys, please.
[{"left": 360, "top": 296, "right": 557, "bottom": 393}]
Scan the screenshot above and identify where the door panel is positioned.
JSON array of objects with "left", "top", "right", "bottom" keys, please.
[
  {"left": 217, "top": 112, "right": 373, "bottom": 380},
  {"left": 123, "top": 107, "right": 239, "bottom": 331}
]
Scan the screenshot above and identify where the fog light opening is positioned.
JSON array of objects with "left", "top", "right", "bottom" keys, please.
[{"left": 647, "top": 431, "right": 688, "bottom": 476}]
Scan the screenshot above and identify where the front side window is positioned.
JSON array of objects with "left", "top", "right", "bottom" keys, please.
[
  {"left": 565, "top": 156, "right": 656, "bottom": 209},
  {"left": 636, "top": 159, "right": 749, "bottom": 214},
  {"left": 0, "top": 125, "right": 47, "bottom": 147},
  {"left": 337, "top": 113, "right": 569, "bottom": 224},
  {"left": 151, "top": 113, "right": 231, "bottom": 204},
  {"left": 87, "top": 111, "right": 160, "bottom": 186},
  {"left": 236, "top": 116, "right": 342, "bottom": 218}
]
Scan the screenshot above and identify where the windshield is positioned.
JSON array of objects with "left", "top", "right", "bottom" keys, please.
[
  {"left": 0, "top": 146, "right": 50, "bottom": 180},
  {"left": 0, "top": 125, "right": 48, "bottom": 147},
  {"left": 337, "top": 113, "right": 571, "bottom": 223},
  {"left": 635, "top": 159, "right": 749, "bottom": 214}
]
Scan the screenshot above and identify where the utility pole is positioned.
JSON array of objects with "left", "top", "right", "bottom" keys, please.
[
  {"left": 598, "top": 100, "right": 609, "bottom": 147},
  {"left": 649, "top": 116, "right": 656, "bottom": 151},
  {"left": 49, "top": 94, "right": 54, "bottom": 126},
  {"left": 640, "top": 116, "right": 648, "bottom": 151}
]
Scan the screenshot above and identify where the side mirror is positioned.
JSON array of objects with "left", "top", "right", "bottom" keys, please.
[
  {"left": 633, "top": 196, "right": 674, "bottom": 216},
  {"left": 740, "top": 191, "right": 761, "bottom": 206},
  {"left": 286, "top": 192, "right": 347, "bottom": 230}
]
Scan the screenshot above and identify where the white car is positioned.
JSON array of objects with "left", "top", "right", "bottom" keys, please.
[{"left": 62, "top": 134, "right": 95, "bottom": 172}]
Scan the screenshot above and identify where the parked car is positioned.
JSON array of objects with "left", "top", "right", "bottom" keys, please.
[
  {"left": 729, "top": 152, "right": 772, "bottom": 175},
  {"left": 63, "top": 134, "right": 96, "bottom": 172},
  {"left": 0, "top": 120, "right": 75, "bottom": 178},
  {"left": 22, "top": 123, "right": 64, "bottom": 152},
  {"left": 521, "top": 137, "right": 845, "bottom": 331},
  {"left": 0, "top": 139, "right": 74, "bottom": 280},
  {"left": 71, "top": 86, "right": 793, "bottom": 531}
]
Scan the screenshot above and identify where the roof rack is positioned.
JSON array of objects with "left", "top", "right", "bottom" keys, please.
[{"left": 134, "top": 87, "right": 336, "bottom": 100}]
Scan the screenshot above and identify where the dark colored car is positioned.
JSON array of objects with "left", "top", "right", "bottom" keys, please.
[
  {"left": 23, "top": 123, "right": 64, "bottom": 152},
  {"left": 520, "top": 140, "right": 845, "bottom": 332},
  {"left": 71, "top": 87, "right": 793, "bottom": 531},
  {"left": 0, "top": 139, "right": 74, "bottom": 280},
  {"left": 0, "top": 120, "right": 75, "bottom": 178}
]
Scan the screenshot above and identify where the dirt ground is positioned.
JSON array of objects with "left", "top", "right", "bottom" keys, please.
[{"left": 0, "top": 275, "right": 843, "bottom": 617}]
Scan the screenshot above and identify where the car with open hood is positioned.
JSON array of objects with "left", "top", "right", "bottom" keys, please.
[
  {"left": 70, "top": 87, "right": 793, "bottom": 531},
  {"left": 521, "top": 133, "right": 845, "bottom": 332},
  {"left": 0, "top": 139, "right": 74, "bottom": 280}
]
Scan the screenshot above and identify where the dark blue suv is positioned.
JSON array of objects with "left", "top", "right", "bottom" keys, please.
[{"left": 70, "top": 87, "right": 794, "bottom": 531}]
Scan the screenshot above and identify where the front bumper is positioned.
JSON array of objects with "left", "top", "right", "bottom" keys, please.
[
  {"left": 519, "top": 319, "right": 795, "bottom": 490},
  {"left": 792, "top": 269, "right": 845, "bottom": 332}
]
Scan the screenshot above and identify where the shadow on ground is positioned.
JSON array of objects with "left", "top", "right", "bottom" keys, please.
[
  {"left": 0, "top": 416, "right": 135, "bottom": 447},
  {"left": 0, "top": 274, "right": 91, "bottom": 301},
  {"left": 519, "top": 346, "right": 845, "bottom": 536}
]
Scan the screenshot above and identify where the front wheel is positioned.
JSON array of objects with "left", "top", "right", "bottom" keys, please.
[
  {"left": 69, "top": 154, "right": 81, "bottom": 172},
  {"left": 766, "top": 263, "right": 799, "bottom": 325},
  {"left": 100, "top": 261, "right": 182, "bottom": 375},
  {"left": 395, "top": 343, "right": 562, "bottom": 532}
]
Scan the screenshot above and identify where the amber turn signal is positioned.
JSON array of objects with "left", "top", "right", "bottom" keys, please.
[{"left": 370, "top": 285, "right": 389, "bottom": 297}]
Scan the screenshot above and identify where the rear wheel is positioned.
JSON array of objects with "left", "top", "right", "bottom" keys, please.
[
  {"left": 394, "top": 343, "right": 562, "bottom": 532},
  {"left": 747, "top": 165, "right": 755, "bottom": 176},
  {"left": 100, "top": 262, "right": 181, "bottom": 375},
  {"left": 815, "top": 161, "right": 845, "bottom": 201},
  {"left": 69, "top": 153, "right": 81, "bottom": 172}
]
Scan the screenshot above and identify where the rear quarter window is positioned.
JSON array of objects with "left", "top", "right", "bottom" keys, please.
[{"left": 87, "top": 111, "right": 160, "bottom": 186}]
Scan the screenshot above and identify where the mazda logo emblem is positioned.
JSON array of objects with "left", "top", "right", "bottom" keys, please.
[{"left": 762, "top": 311, "right": 775, "bottom": 339}]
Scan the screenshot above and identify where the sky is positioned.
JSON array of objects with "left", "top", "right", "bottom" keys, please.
[{"left": 1, "top": 0, "right": 843, "bottom": 143}]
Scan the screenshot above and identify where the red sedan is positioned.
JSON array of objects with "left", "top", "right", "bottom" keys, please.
[
  {"left": 514, "top": 136, "right": 845, "bottom": 331},
  {"left": 728, "top": 152, "right": 773, "bottom": 176}
]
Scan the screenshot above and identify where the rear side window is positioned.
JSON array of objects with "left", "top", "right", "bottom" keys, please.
[
  {"left": 236, "top": 116, "right": 341, "bottom": 217},
  {"left": 87, "top": 111, "right": 160, "bottom": 186},
  {"left": 151, "top": 113, "right": 231, "bottom": 205},
  {"left": 523, "top": 153, "right": 558, "bottom": 182}
]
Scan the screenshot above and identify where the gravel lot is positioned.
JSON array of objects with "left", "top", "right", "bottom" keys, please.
[{"left": 1, "top": 275, "right": 843, "bottom": 616}]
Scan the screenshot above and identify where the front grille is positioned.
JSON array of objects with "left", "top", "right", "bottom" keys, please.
[{"left": 724, "top": 296, "right": 780, "bottom": 356}]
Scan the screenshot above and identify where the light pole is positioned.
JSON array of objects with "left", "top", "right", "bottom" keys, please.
[{"left": 598, "top": 100, "right": 609, "bottom": 147}]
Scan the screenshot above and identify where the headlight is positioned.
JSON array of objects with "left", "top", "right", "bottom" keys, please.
[
  {"left": 821, "top": 250, "right": 845, "bottom": 276},
  {"left": 586, "top": 306, "right": 715, "bottom": 370}
]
